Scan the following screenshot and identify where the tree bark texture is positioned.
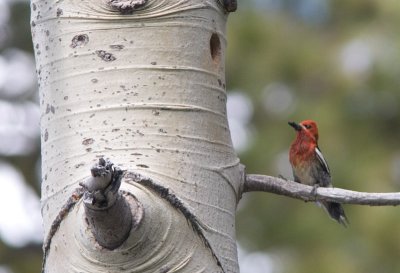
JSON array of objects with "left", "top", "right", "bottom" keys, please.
[{"left": 31, "top": 0, "right": 241, "bottom": 272}]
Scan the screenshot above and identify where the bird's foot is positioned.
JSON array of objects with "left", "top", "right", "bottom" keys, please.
[{"left": 311, "top": 184, "right": 320, "bottom": 199}]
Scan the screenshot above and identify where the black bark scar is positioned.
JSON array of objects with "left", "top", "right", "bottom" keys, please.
[
  {"left": 42, "top": 158, "right": 122, "bottom": 272},
  {"left": 41, "top": 187, "right": 84, "bottom": 273},
  {"left": 125, "top": 172, "right": 225, "bottom": 273},
  {"left": 42, "top": 166, "right": 224, "bottom": 272}
]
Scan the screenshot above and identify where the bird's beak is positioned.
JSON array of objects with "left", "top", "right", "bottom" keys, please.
[{"left": 288, "top": 121, "right": 302, "bottom": 131}]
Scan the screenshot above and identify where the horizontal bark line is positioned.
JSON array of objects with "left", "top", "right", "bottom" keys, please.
[
  {"left": 244, "top": 174, "right": 400, "bottom": 206},
  {"left": 43, "top": 65, "right": 224, "bottom": 84},
  {"left": 41, "top": 104, "right": 228, "bottom": 124}
]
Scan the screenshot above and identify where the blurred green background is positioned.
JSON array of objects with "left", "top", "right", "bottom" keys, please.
[
  {"left": 229, "top": 1, "right": 400, "bottom": 273},
  {"left": 2, "top": 0, "right": 400, "bottom": 272}
]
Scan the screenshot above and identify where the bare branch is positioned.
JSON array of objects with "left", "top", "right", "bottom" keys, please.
[{"left": 244, "top": 174, "right": 400, "bottom": 206}]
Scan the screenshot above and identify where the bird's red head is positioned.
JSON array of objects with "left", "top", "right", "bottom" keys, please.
[{"left": 288, "top": 119, "right": 319, "bottom": 142}]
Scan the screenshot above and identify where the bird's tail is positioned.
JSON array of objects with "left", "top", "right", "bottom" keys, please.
[{"left": 320, "top": 201, "right": 349, "bottom": 227}]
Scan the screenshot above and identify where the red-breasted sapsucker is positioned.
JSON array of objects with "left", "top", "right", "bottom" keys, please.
[{"left": 288, "top": 120, "right": 349, "bottom": 227}]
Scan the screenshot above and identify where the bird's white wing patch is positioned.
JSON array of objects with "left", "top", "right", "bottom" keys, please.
[{"left": 315, "top": 146, "right": 330, "bottom": 175}]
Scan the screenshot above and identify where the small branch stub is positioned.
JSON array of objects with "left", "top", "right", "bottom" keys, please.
[
  {"left": 223, "top": 0, "right": 237, "bottom": 12},
  {"left": 80, "top": 158, "right": 140, "bottom": 250},
  {"left": 80, "top": 158, "right": 121, "bottom": 208},
  {"left": 107, "top": 0, "right": 147, "bottom": 14}
]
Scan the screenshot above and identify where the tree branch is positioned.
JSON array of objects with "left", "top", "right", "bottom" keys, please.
[
  {"left": 244, "top": 174, "right": 400, "bottom": 206},
  {"left": 80, "top": 158, "right": 142, "bottom": 250}
]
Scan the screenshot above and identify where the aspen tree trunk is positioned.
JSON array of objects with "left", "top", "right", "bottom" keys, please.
[{"left": 31, "top": 0, "right": 241, "bottom": 272}]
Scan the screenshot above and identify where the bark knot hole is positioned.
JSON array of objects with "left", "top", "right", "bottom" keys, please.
[
  {"left": 210, "top": 33, "right": 221, "bottom": 65},
  {"left": 70, "top": 34, "right": 89, "bottom": 48}
]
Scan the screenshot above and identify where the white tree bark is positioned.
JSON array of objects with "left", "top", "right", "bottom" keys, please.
[{"left": 31, "top": 0, "right": 241, "bottom": 272}]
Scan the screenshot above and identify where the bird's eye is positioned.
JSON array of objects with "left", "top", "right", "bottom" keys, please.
[{"left": 304, "top": 124, "right": 311, "bottom": 129}]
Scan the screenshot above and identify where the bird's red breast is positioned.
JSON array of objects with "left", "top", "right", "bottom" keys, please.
[
  {"left": 289, "top": 120, "right": 318, "bottom": 167},
  {"left": 288, "top": 120, "right": 321, "bottom": 185}
]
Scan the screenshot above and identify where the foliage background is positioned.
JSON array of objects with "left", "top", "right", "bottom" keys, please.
[{"left": 2, "top": 0, "right": 400, "bottom": 272}]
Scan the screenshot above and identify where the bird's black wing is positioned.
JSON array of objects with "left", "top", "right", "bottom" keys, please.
[
  {"left": 314, "top": 146, "right": 331, "bottom": 187},
  {"left": 315, "top": 146, "right": 330, "bottom": 175}
]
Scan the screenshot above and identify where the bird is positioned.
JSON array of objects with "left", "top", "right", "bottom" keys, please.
[{"left": 288, "top": 120, "right": 349, "bottom": 227}]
